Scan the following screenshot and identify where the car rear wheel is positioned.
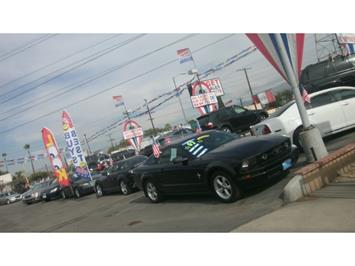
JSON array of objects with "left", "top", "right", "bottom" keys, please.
[
  {"left": 144, "top": 180, "right": 163, "bottom": 203},
  {"left": 221, "top": 126, "right": 232, "bottom": 133},
  {"left": 95, "top": 184, "right": 103, "bottom": 198},
  {"left": 74, "top": 188, "right": 81, "bottom": 198},
  {"left": 120, "top": 180, "right": 132, "bottom": 195},
  {"left": 212, "top": 171, "right": 241, "bottom": 203}
]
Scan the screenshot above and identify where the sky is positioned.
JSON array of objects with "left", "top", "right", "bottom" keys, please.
[{"left": 0, "top": 33, "right": 333, "bottom": 174}]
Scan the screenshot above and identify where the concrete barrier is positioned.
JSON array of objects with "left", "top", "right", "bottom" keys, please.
[{"left": 283, "top": 142, "right": 355, "bottom": 203}]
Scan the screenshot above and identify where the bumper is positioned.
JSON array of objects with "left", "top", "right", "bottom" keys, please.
[
  {"left": 22, "top": 196, "right": 42, "bottom": 204},
  {"left": 238, "top": 146, "right": 298, "bottom": 188}
]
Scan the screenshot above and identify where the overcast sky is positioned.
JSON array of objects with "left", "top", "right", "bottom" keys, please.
[{"left": 0, "top": 33, "right": 327, "bottom": 174}]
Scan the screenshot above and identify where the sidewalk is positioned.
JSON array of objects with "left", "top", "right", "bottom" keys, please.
[
  {"left": 232, "top": 163, "right": 355, "bottom": 232},
  {"left": 232, "top": 197, "right": 355, "bottom": 232}
]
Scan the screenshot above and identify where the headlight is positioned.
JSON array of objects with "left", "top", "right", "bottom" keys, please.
[
  {"left": 50, "top": 187, "right": 58, "bottom": 193},
  {"left": 128, "top": 170, "right": 134, "bottom": 174},
  {"left": 32, "top": 192, "right": 39, "bottom": 198},
  {"left": 10, "top": 197, "right": 16, "bottom": 201},
  {"left": 241, "top": 160, "right": 249, "bottom": 168}
]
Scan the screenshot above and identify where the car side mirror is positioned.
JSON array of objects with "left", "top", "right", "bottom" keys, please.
[{"left": 173, "top": 156, "right": 189, "bottom": 165}]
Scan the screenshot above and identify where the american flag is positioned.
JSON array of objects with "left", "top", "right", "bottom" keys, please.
[
  {"left": 177, "top": 48, "right": 193, "bottom": 64},
  {"left": 302, "top": 86, "right": 311, "bottom": 103},
  {"left": 113, "top": 95, "right": 124, "bottom": 107},
  {"left": 152, "top": 137, "right": 161, "bottom": 158}
]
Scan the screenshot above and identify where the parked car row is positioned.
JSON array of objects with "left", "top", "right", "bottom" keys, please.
[{"left": 0, "top": 191, "right": 22, "bottom": 205}]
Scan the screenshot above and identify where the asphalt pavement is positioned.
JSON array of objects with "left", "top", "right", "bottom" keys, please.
[{"left": 1, "top": 128, "right": 354, "bottom": 232}]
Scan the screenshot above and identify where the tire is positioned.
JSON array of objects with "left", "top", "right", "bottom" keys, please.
[
  {"left": 6, "top": 199, "right": 10, "bottom": 205},
  {"left": 95, "top": 184, "right": 104, "bottom": 198},
  {"left": 221, "top": 126, "right": 232, "bottom": 133},
  {"left": 259, "top": 113, "right": 268, "bottom": 121},
  {"left": 120, "top": 179, "right": 132, "bottom": 195},
  {"left": 211, "top": 171, "right": 241, "bottom": 203},
  {"left": 74, "top": 188, "right": 81, "bottom": 198},
  {"left": 144, "top": 180, "right": 163, "bottom": 203},
  {"left": 293, "top": 126, "right": 304, "bottom": 152}
]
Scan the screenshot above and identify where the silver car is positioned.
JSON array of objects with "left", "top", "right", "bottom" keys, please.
[{"left": 0, "top": 191, "right": 22, "bottom": 205}]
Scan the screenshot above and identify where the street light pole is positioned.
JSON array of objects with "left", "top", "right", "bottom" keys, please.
[
  {"left": 237, "top": 68, "right": 257, "bottom": 110},
  {"left": 172, "top": 76, "right": 188, "bottom": 124}
]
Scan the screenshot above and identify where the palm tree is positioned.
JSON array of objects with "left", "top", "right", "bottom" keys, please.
[
  {"left": 2, "top": 152, "right": 8, "bottom": 173},
  {"left": 24, "top": 144, "right": 35, "bottom": 174}
]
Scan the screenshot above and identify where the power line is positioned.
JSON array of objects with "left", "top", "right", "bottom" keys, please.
[
  {"left": 0, "top": 34, "right": 146, "bottom": 105},
  {"left": 0, "top": 34, "right": 57, "bottom": 63},
  {"left": 0, "top": 34, "right": 235, "bottom": 137},
  {"left": 0, "top": 34, "right": 122, "bottom": 91},
  {"left": 0, "top": 34, "right": 196, "bottom": 121}
]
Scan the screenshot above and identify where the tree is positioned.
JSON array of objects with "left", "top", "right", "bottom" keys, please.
[
  {"left": 107, "top": 139, "right": 130, "bottom": 154},
  {"left": 11, "top": 171, "right": 27, "bottom": 193},
  {"left": 275, "top": 89, "right": 293, "bottom": 107},
  {"left": 29, "top": 171, "right": 48, "bottom": 182},
  {"left": 164, "top": 123, "right": 172, "bottom": 131}
]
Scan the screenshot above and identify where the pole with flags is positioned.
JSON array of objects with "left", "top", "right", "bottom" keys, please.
[{"left": 246, "top": 33, "right": 327, "bottom": 161}]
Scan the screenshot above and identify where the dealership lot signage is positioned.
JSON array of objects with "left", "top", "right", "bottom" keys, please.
[{"left": 123, "top": 120, "right": 143, "bottom": 152}]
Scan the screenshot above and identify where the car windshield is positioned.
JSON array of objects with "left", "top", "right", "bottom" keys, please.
[
  {"left": 181, "top": 131, "right": 237, "bottom": 158},
  {"left": 270, "top": 101, "right": 295, "bottom": 117},
  {"left": 232, "top": 106, "right": 247, "bottom": 114}
]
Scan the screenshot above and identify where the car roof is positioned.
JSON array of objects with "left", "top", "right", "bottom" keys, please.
[
  {"left": 160, "top": 130, "right": 218, "bottom": 148},
  {"left": 310, "top": 86, "right": 355, "bottom": 97}
]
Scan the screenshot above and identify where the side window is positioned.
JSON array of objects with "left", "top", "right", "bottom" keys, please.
[
  {"left": 309, "top": 93, "right": 334, "bottom": 109},
  {"left": 158, "top": 149, "right": 172, "bottom": 164},
  {"left": 333, "top": 89, "right": 355, "bottom": 101}
]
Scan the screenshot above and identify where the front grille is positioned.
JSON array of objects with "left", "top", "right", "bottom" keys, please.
[{"left": 256, "top": 141, "right": 290, "bottom": 166}]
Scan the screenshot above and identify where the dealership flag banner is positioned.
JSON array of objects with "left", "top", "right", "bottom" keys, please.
[
  {"left": 337, "top": 34, "right": 355, "bottom": 55},
  {"left": 188, "top": 81, "right": 218, "bottom": 115},
  {"left": 113, "top": 95, "right": 124, "bottom": 107},
  {"left": 246, "top": 34, "right": 305, "bottom": 84},
  {"left": 62, "top": 110, "right": 92, "bottom": 181},
  {"left": 42, "top": 127, "right": 70, "bottom": 187},
  {"left": 177, "top": 48, "right": 193, "bottom": 64},
  {"left": 123, "top": 120, "right": 143, "bottom": 152}
]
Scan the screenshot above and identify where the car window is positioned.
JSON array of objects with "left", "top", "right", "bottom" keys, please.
[
  {"left": 332, "top": 89, "right": 355, "bottom": 101},
  {"left": 181, "top": 131, "right": 237, "bottom": 158},
  {"left": 158, "top": 148, "right": 173, "bottom": 164},
  {"left": 309, "top": 92, "right": 335, "bottom": 108},
  {"left": 233, "top": 106, "right": 247, "bottom": 114}
]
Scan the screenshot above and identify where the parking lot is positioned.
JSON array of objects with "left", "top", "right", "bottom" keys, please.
[{"left": 1, "top": 128, "right": 354, "bottom": 232}]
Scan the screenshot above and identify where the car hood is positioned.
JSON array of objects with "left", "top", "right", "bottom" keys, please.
[{"left": 204, "top": 135, "right": 289, "bottom": 161}]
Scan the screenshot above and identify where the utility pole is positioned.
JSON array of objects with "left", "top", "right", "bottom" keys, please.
[
  {"left": 84, "top": 134, "right": 92, "bottom": 155},
  {"left": 2, "top": 153, "right": 8, "bottom": 173},
  {"left": 239, "top": 98, "right": 244, "bottom": 107},
  {"left": 172, "top": 76, "right": 188, "bottom": 124},
  {"left": 144, "top": 99, "right": 157, "bottom": 136},
  {"left": 236, "top": 68, "right": 257, "bottom": 110},
  {"left": 108, "top": 134, "right": 114, "bottom": 148}
]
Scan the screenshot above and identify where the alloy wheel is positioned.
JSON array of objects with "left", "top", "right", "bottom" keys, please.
[
  {"left": 146, "top": 182, "right": 158, "bottom": 201},
  {"left": 213, "top": 175, "right": 233, "bottom": 200},
  {"left": 96, "top": 185, "right": 103, "bottom": 197},
  {"left": 120, "top": 181, "right": 128, "bottom": 195}
]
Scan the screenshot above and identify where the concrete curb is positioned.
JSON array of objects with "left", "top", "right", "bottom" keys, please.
[{"left": 283, "top": 142, "right": 355, "bottom": 203}]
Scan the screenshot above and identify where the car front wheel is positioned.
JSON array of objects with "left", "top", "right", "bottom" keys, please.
[
  {"left": 6, "top": 199, "right": 10, "bottom": 205},
  {"left": 211, "top": 171, "right": 241, "bottom": 203},
  {"left": 144, "top": 180, "right": 163, "bottom": 203},
  {"left": 120, "top": 180, "right": 132, "bottom": 195},
  {"left": 95, "top": 184, "right": 103, "bottom": 198},
  {"left": 221, "top": 126, "right": 232, "bottom": 133},
  {"left": 74, "top": 188, "right": 81, "bottom": 198}
]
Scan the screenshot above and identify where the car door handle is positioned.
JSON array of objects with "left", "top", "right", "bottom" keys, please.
[
  {"left": 342, "top": 103, "right": 349, "bottom": 106},
  {"left": 308, "top": 112, "right": 315, "bottom": 116}
]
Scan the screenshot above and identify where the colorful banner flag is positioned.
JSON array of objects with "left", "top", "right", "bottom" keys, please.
[
  {"left": 62, "top": 110, "right": 92, "bottom": 181},
  {"left": 246, "top": 33, "right": 306, "bottom": 96},
  {"left": 113, "top": 95, "right": 124, "bottom": 107},
  {"left": 42, "top": 127, "right": 70, "bottom": 187},
  {"left": 188, "top": 81, "right": 218, "bottom": 115},
  {"left": 177, "top": 48, "right": 193, "bottom": 64},
  {"left": 123, "top": 120, "right": 143, "bottom": 152}
]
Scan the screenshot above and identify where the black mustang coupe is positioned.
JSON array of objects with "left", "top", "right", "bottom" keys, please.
[{"left": 132, "top": 130, "right": 298, "bottom": 203}]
